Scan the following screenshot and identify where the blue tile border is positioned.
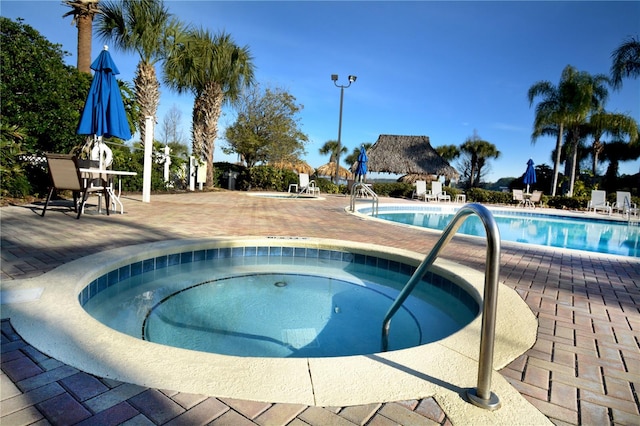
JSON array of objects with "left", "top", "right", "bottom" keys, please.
[{"left": 78, "top": 245, "right": 480, "bottom": 315}]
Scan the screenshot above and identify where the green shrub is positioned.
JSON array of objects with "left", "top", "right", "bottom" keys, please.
[
  {"left": 316, "top": 177, "right": 339, "bottom": 194},
  {"left": 465, "top": 188, "right": 512, "bottom": 204}
]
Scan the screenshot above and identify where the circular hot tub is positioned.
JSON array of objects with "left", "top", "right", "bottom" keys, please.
[{"left": 4, "top": 237, "right": 537, "bottom": 407}]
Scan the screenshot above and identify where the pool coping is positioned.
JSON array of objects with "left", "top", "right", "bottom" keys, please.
[{"left": 1, "top": 236, "right": 548, "bottom": 424}]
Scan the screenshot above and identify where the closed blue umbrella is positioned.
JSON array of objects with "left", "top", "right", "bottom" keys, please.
[
  {"left": 77, "top": 46, "right": 131, "bottom": 142},
  {"left": 355, "top": 145, "right": 368, "bottom": 182},
  {"left": 523, "top": 158, "right": 536, "bottom": 193}
]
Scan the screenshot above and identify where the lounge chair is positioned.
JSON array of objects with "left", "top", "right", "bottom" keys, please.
[
  {"left": 298, "top": 173, "right": 319, "bottom": 196},
  {"left": 587, "top": 190, "right": 611, "bottom": 215},
  {"left": 528, "top": 190, "right": 543, "bottom": 208},
  {"left": 512, "top": 189, "right": 526, "bottom": 207},
  {"left": 41, "top": 153, "right": 110, "bottom": 219},
  {"left": 613, "top": 191, "right": 637, "bottom": 217},
  {"left": 431, "top": 181, "right": 451, "bottom": 202},
  {"left": 412, "top": 180, "right": 428, "bottom": 201}
]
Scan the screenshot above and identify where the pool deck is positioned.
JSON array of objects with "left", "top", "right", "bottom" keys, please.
[{"left": 1, "top": 191, "right": 639, "bottom": 425}]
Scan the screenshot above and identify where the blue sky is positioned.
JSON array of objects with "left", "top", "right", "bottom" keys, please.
[{"left": 3, "top": 1, "right": 639, "bottom": 181}]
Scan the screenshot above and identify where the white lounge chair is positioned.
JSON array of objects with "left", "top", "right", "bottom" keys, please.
[
  {"left": 413, "top": 180, "right": 427, "bottom": 201},
  {"left": 431, "top": 181, "right": 451, "bottom": 202},
  {"left": 588, "top": 190, "right": 611, "bottom": 215},
  {"left": 613, "top": 191, "right": 637, "bottom": 217},
  {"left": 298, "top": 173, "right": 319, "bottom": 196}
]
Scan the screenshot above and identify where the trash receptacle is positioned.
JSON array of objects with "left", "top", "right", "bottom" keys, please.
[{"left": 227, "top": 171, "right": 239, "bottom": 190}]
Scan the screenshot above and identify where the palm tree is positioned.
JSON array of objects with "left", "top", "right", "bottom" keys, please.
[
  {"left": 459, "top": 132, "right": 500, "bottom": 188},
  {"left": 585, "top": 112, "right": 638, "bottom": 175},
  {"left": 63, "top": 0, "right": 101, "bottom": 74},
  {"left": 163, "top": 28, "right": 254, "bottom": 187},
  {"left": 611, "top": 36, "right": 640, "bottom": 90},
  {"left": 563, "top": 69, "right": 609, "bottom": 196},
  {"left": 528, "top": 65, "right": 608, "bottom": 196},
  {"left": 96, "top": 0, "right": 181, "bottom": 145},
  {"left": 603, "top": 141, "right": 640, "bottom": 191},
  {"left": 435, "top": 144, "right": 460, "bottom": 163},
  {"left": 319, "top": 140, "right": 347, "bottom": 182}
]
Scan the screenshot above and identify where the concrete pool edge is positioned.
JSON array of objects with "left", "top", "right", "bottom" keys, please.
[{"left": 0, "top": 237, "right": 548, "bottom": 424}]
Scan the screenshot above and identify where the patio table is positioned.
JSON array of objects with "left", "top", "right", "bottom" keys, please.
[{"left": 80, "top": 168, "right": 137, "bottom": 214}]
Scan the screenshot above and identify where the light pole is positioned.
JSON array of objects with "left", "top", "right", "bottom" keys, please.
[{"left": 331, "top": 74, "right": 356, "bottom": 184}]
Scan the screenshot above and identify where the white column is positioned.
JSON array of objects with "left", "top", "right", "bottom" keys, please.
[
  {"left": 142, "top": 116, "right": 154, "bottom": 203},
  {"left": 163, "top": 146, "right": 171, "bottom": 183},
  {"left": 189, "top": 156, "right": 196, "bottom": 191}
]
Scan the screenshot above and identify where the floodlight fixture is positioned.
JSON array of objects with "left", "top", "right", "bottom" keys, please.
[{"left": 330, "top": 73, "right": 357, "bottom": 184}]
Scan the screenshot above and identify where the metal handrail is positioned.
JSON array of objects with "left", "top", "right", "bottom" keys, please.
[
  {"left": 381, "top": 203, "right": 502, "bottom": 410},
  {"left": 349, "top": 182, "right": 378, "bottom": 216}
]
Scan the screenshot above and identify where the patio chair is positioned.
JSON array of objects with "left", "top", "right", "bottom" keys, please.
[
  {"left": 298, "top": 173, "right": 319, "bottom": 196},
  {"left": 613, "top": 191, "right": 637, "bottom": 216},
  {"left": 512, "top": 189, "right": 526, "bottom": 207},
  {"left": 431, "top": 181, "right": 451, "bottom": 202},
  {"left": 529, "top": 190, "right": 543, "bottom": 208},
  {"left": 587, "top": 190, "right": 611, "bottom": 215},
  {"left": 41, "top": 154, "right": 109, "bottom": 219},
  {"left": 412, "top": 180, "right": 428, "bottom": 201}
]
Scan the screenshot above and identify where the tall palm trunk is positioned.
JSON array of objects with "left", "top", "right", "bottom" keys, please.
[
  {"left": 134, "top": 61, "right": 160, "bottom": 147},
  {"left": 192, "top": 81, "right": 224, "bottom": 187},
  {"left": 63, "top": 0, "right": 100, "bottom": 74},
  {"left": 566, "top": 130, "right": 581, "bottom": 197},
  {"left": 591, "top": 139, "right": 604, "bottom": 175},
  {"left": 76, "top": 14, "right": 93, "bottom": 73},
  {"left": 550, "top": 123, "right": 564, "bottom": 196}
]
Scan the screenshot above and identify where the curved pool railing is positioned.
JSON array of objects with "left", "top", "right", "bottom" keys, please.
[
  {"left": 349, "top": 182, "right": 378, "bottom": 215},
  {"left": 381, "top": 203, "right": 502, "bottom": 411}
]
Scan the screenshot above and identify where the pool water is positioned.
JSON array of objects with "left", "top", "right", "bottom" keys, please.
[
  {"left": 83, "top": 253, "right": 478, "bottom": 358},
  {"left": 375, "top": 209, "right": 640, "bottom": 257}
]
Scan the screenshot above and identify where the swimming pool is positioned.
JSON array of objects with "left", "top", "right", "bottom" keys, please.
[{"left": 356, "top": 205, "right": 640, "bottom": 257}]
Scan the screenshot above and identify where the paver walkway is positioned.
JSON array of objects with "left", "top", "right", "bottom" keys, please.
[{"left": 1, "top": 191, "right": 639, "bottom": 425}]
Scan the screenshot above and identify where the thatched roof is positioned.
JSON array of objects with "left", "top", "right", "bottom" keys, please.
[
  {"left": 316, "top": 162, "right": 353, "bottom": 179},
  {"left": 397, "top": 174, "right": 439, "bottom": 184},
  {"left": 269, "top": 160, "right": 315, "bottom": 175},
  {"left": 367, "top": 135, "right": 459, "bottom": 178}
]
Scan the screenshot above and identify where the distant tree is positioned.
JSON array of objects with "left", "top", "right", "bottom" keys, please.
[
  {"left": 602, "top": 141, "right": 640, "bottom": 192},
  {"left": 610, "top": 36, "right": 640, "bottom": 90},
  {"left": 458, "top": 131, "right": 500, "bottom": 188},
  {"left": 63, "top": 0, "right": 101, "bottom": 73},
  {"left": 159, "top": 104, "right": 186, "bottom": 146},
  {"left": 223, "top": 85, "right": 308, "bottom": 168},
  {"left": 344, "top": 143, "right": 372, "bottom": 168}
]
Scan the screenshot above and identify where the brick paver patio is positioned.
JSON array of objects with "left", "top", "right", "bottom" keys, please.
[{"left": 1, "top": 191, "right": 639, "bottom": 425}]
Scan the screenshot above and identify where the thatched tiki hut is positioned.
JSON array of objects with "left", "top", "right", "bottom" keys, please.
[
  {"left": 367, "top": 135, "right": 459, "bottom": 180},
  {"left": 316, "top": 162, "right": 353, "bottom": 180},
  {"left": 269, "top": 160, "right": 315, "bottom": 175}
]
